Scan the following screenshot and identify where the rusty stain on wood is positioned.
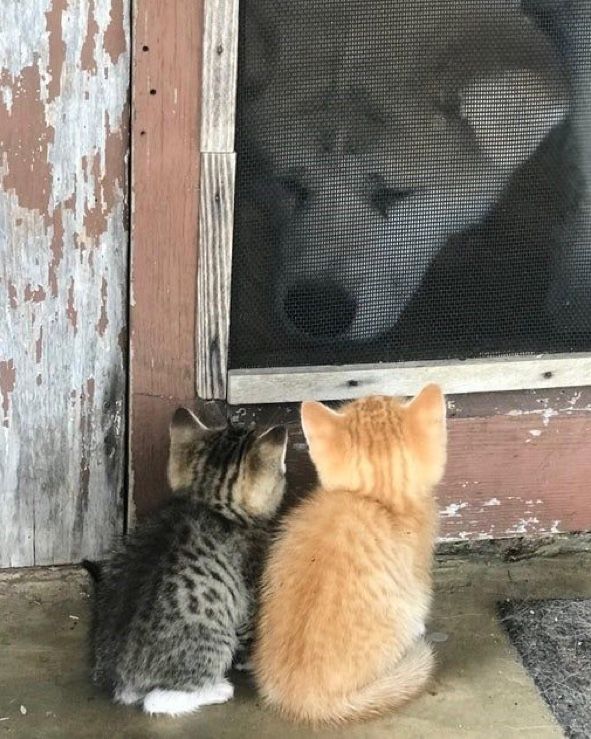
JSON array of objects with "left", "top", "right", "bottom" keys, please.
[
  {"left": 24, "top": 284, "right": 47, "bottom": 303},
  {"left": 0, "top": 0, "right": 130, "bottom": 567},
  {"left": 81, "top": 0, "right": 99, "bottom": 73},
  {"left": 0, "top": 360, "right": 16, "bottom": 426},
  {"left": 96, "top": 277, "right": 109, "bottom": 336}
]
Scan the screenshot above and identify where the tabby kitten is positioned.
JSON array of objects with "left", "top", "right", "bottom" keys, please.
[
  {"left": 254, "top": 385, "right": 447, "bottom": 725},
  {"left": 83, "top": 408, "right": 288, "bottom": 716}
]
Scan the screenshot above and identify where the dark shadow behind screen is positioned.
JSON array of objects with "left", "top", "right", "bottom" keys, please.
[{"left": 229, "top": 1, "right": 591, "bottom": 371}]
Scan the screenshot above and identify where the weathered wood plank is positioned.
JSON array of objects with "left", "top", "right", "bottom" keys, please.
[
  {"left": 438, "top": 412, "right": 591, "bottom": 541},
  {"left": 197, "top": 152, "right": 236, "bottom": 400},
  {"left": 227, "top": 353, "right": 591, "bottom": 404},
  {"left": 227, "top": 397, "right": 591, "bottom": 541},
  {"left": 0, "top": 0, "right": 129, "bottom": 567},
  {"left": 200, "top": 0, "right": 239, "bottom": 152},
  {"left": 135, "top": 386, "right": 591, "bottom": 538},
  {"left": 130, "top": 0, "right": 202, "bottom": 518},
  {"left": 196, "top": 0, "right": 239, "bottom": 400}
]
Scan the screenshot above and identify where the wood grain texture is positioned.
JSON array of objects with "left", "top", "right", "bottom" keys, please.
[
  {"left": 438, "top": 413, "right": 591, "bottom": 541},
  {"left": 0, "top": 0, "right": 129, "bottom": 567},
  {"left": 200, "top": 0, "right": 239, "bottom": 153},
  {"left": 134, "top": 385, "right": 591, "bottom": 538},
  {"left": 197, "top": 152, "right": 236, "bottom": 399},
  {"left": 227, "top": 389, "right": 591, "bottom": 541},
  {"left": 130, "top": 0, "right": 203, "bottom": 517}
]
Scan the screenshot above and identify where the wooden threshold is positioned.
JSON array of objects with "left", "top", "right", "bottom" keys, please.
[{"left": 228, "top": 353, "right": 591, "bottom": 404}]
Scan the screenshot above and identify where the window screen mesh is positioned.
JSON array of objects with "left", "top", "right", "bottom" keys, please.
[{"left": 229, "top": 0, "right": 591, "bottom": 370}]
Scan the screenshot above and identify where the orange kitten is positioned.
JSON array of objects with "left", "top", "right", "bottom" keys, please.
[{"left": 253, "top": 385, "right": 447, "bottom": 725}]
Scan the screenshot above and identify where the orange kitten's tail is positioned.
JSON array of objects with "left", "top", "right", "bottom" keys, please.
[
  {"left": 335, "top": 639, "right": 434, "bottom": 723},
  {"left": 274, "top": 639, "right": 434, "bottom": 726}
]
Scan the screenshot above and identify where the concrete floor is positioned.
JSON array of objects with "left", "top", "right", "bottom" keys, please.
[{"left": 2, "top": 552, "right": 590, "bottom": 739}]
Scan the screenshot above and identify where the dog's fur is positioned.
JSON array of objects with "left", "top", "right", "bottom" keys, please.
[{"left": 236, "top": 1, "right": 575, "bottom": 344}]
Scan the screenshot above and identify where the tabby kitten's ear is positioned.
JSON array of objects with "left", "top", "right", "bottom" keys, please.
[
  {"left": 301, "top": 401, "right": 344, "bottom": 463},
  {"left": 250, "top": 425, "right": 289, "bottom": 472},
  {"left": 170, "top": 407, "right": 209, "bottom": 444},
  {"left": 242, "top": 425, "right": 289, "bottom": 517},
  {"left": 168, "top": 408, "right": 211, "bottom": 491}
]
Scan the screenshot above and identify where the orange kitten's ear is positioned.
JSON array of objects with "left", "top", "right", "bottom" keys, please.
[
  {"left": 301, "top": 401, "right": 343, "bottom": 445},
  {"left": 169, "top": 407, "right": 209, "bottom": 445},
  {"left": 407, "top": 384, "right": 446, "bottom": 425}
]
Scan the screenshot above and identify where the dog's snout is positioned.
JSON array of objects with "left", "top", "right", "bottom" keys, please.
[{"left": 283, "top": 280, "right": 357, "bottom": 338}]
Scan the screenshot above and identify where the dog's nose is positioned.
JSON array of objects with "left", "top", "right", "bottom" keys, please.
[{"left": 283, "top": 280, "right": 356, "bottom": 338}]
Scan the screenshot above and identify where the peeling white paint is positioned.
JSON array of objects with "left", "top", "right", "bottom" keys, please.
[
  {"left": 505, "top": 517, "right": 541, "bottom": 535},
  {"left": 528, "top": 429, "right": 542, "bottom": 437},
  {"left": 441, "top": 502, "right": 469, "bottom": 519},
  {"left": 507, "top": 393, "right": 591, "bottom": 426},
  {"left": 483, "top": 497, "right": 501, "bottom": 507},
  {"left": 0, "top": 1, "right": 129, "bottom": 567}
]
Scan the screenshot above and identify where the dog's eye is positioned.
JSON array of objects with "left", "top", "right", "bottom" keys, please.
[
  {"left": 281, "top": 178, "right": 312, "bottom": 210},
  {"left": 371, "top": 187, "right": 416, "bottom": 217}
]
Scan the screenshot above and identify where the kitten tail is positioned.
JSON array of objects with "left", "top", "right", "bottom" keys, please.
[
  {"left": 283, "top": 639, "right": 434, "bottom": 725},
  {"left": 81, "top": 559, "right": 103, "bottom": 583},
  {"left": 330, "top": 639, "right": 434, "bottom": 724}
]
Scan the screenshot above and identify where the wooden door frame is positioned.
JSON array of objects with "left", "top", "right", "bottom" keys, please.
[
  {"left": 129, "top": 0, "right": 591, "bottom": 542},
  {"left": 195, "top": 0, "right": 591, "bottom": 405},
  {"left": 130, "top": 0, "right": 203, "bottom": 518}
]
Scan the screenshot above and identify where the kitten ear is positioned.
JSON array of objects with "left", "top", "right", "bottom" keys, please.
[
  {"left": 406, "top": 384, "right": 446, "bottom": 426},
  {"left": 241, "top": 425, "right": 288, "bottom": 517},
  {"left": 249, "top": 425, "right": 289, "bottom": 474},
  {"left": 300, "top": 401, "right": 343, "bottom": 445},
  {"left": 168, "top": 408, "right": 210, "bottom": 491},
  {"left": 169, "top": 407, "right": 209, "bottom": 444}
]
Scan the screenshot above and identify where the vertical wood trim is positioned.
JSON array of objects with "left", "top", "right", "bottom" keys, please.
[
  {"left": 197, "top": 0, "right": 240, "bottom": 399},
  {"left": 197, "top": 153, "right": 236, "bottom": 399},
  {"left": 130, "top": 1, "right": 203, "bottom": 516},
  {"left": 201, "top": 0, "right": 240, "bottom": 153}
]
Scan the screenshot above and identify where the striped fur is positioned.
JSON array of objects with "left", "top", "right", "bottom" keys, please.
[
  {"left": 84, "top": 408, "right": 287, "bottom": 714},
  {"left": 254, "top": 386, "right": 447, "bottom": 725}
]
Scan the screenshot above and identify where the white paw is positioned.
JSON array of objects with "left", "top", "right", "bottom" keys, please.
[
  {"left": 142, "top": 681, "right": 234, "bottom": 716},
  {"left": 143, "top": 689, "right": 203, "bottom": 716},
  {"left": 204, "top": 679, "right": 234, "bottom": 704},
  {"left": 114, "top": 687, "right": 142, "bottom": 705}
]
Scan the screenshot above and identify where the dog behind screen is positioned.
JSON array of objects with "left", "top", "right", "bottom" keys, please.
[{"left": 235, "top": 0, "right": 585, "bottom": 348}]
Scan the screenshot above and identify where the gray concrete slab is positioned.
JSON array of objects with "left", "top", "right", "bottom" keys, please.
[{"left": 2, "top": 552, "right": 590, "bottom": 738}]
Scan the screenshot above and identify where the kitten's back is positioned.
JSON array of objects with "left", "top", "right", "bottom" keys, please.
[
  {"left": 254, "top": 386, "right": 446, "bottom": 724},
  {"left": 85, "top": 411, "right": 288, "bottom": 712}
]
